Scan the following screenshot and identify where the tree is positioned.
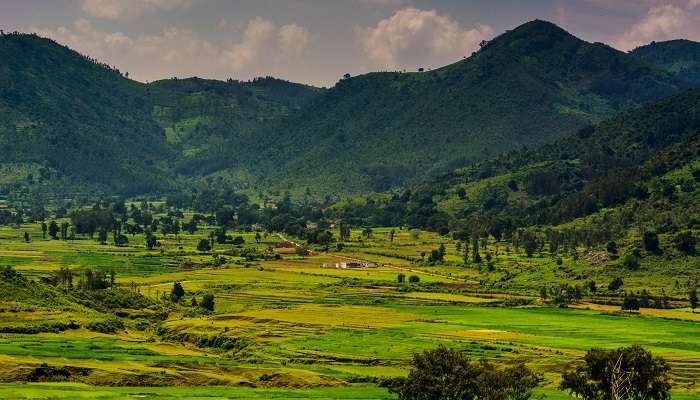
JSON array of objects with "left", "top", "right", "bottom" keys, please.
[
  {"left": 673, "top": 231, "right": 696, "bottom": 254},
  {"left": 587, "top": 280, "right": 597, "bottom": 294},
  {"left": 389, "top": 229, "right": 396, "bottom": 243},
  {"left": 145, "top": 233, "right": 157, "bottom": 250},
  {"left": 389, "top": 346, "right": 539, "bottom": 400},
  {"left": 197, "top": 239, "right": 211, "bottom": 252},
  {"left": 608, "top": 277, "right": 623, "bottom": 291},
  {"left": 170, "top": 282, "right": 185, "bottom": 303},
  {"left": 643, "top": 231, "right": 661, "bottom": 253},
  {"left": 622, "top": 294, "right": 640, "bottom": 312},
  {"left": 522, "top": 232, "right": 538, "bottom": 257},
  {"left": 98, "top": 228, "right": 108, "bottom": 244},
  {"left": 408, "top": 275, "right": 420, "bottom": 284},
  {"left": 48, "top": 221, "right": 58, "bottom": 239},
  {"left": 23, "top": 232, "right": 30, "bottom": 243},
  {"left": 60, "top": 222, "right": 69, "bottom": 240},
  {"left": 560, "top": 345, "right": 670, "bottom": 400},
  {"left": 41, "top": 222, "right": 47, "bottom": 239},
  {"left": 232, "top": 236, "right": 245, "bottom": 246},
  {"left": 397, "top": 273, "right": 405, "bottom": 284},
  {"left": 689, "top": 287, "right": 698, "bottom": 313},
  {"left": 200, "top": 293, "right": 215, "bottom": 311},
  {"left": 622, "top": 254, "right": 640, "bottom": 270}
]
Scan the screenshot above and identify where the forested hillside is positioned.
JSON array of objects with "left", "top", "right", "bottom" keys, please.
[
  {"left": 1, "top": 21, "right": 700, "bottom": 200},
  {"left": 0, "top": 33, "right": 173, "bottom": 195},
  {"left": 244, "top": 20, "right": 687, "bottom": 195},
  {"left": 148, "top": 77, "right": 322, "bottom": 177},
  {"left": 632, "top": 40, "right": 700, "bottom": 85},
  {"left": 336, "top": 88, "right": 700, "bottom": 260},
  {"left": 0, "top": 33, "right": 321, "bottom": 198}
]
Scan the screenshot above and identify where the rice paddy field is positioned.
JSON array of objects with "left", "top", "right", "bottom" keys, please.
[{"left": 0, "top": 222, "right": 699, "bottom": 399}]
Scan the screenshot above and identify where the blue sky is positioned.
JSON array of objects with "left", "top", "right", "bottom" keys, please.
[{"left": 1, "top": 0, "right": 699, "bottom": 86}]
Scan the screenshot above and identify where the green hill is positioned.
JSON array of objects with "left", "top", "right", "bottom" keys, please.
[
  {"left": 350, "top": 88, "right": 700, "bottom": 259},
  {"left": 0, "top": 33, "right": 173, "bottom": 196},
  {"left": 148, "top": 77, "right": 322, "bottom": 176},
  {"left": 0, "top": 33, "right": 321, "bottom": 198},
  {"left": 242, "top": 20, "right": 685, "bottom": 196},
  {"left": 631, "top": 39, "right": 700, "bottom": 85},
  {"left": 1, "top": 21, "right": 700, "bottom": 199}
]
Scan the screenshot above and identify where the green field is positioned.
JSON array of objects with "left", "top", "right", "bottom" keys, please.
[{"left": 1, "top": 222, "right": 699, "bottom": 399}]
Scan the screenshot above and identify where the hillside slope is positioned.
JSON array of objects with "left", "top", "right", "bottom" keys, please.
[
  {"left": 0, "top": 33, "right": 173, "bottom": 195},
  {"left": 1, "top": 22, "right": 699, "bottom": 199},
  {"left": 351, "top": 88, "right": 700, "bottom": 237},
  {"left": 241, "top": 20, "right": 685, "bottom": 196},
  {"left": 0, "top": 33, "right": 322, "bottom": 197},
  {"left": 632, "top": 40, "right": 700, "bottom": 85}
]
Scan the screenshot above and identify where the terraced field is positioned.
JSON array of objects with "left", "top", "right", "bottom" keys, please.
[{"left": 0, "top": 223, "right": 699, "bottom": 398}]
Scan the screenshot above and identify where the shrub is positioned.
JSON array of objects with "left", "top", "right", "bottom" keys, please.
[
  {"left": 608, "top": 277, "right": 623, "bottom": 291},
  {"left": 622, "top": 254, "right": 640, "bottom": 270},
  {"left": 561, "top": 346, "right": 670, "bottom": 400},
  {"left": 86, "top": 316, "right": 124, "bottom": 333},
  {"left": 643, "top": 231, "right": 660, "bottom": 253},
  {"left": 387, "top": 346, "right": 540, "bottom": 400}
]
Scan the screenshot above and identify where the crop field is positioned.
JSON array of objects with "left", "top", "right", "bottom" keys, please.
[{"left": 1, "top": 222, "right": 699, "bottom": 399}]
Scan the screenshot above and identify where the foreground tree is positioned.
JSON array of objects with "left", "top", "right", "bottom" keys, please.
[
  {"left": 200, "top": 293, "right": 215, "bottom": 312},
  {"left": 560, "top": 345, "right": 670, "bottom": 400},
  {"left": 170, "top": 282, "right": 185, "bottom": 303},
  {"left": 388, "top": 346, "right": 540, "bottom": 400}
]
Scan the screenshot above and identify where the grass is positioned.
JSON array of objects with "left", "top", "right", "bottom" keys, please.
[{"left": 1, "top": 222, "right": 700, "bottom": 398}]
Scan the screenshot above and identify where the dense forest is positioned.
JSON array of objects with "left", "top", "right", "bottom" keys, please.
[{"left": 2, "top": 20, "right": 700, "bottom": 199}]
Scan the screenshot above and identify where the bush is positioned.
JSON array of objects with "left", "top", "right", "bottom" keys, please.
[
  {"left": 561, "top": 346, "right": 670, "bottom": 400},
  {"left": 408, "top": 275, "right": 420, "bottom": 284},
  {"left": 86, "top": 316, "right": 124, "bottom": 333},
  {"left": 608, "top": 277, "right": 623, "bottom": 291},
  {"left": 200, "top": 293, "right": 215, "bottom": 312},
  {"left": 643, "top": 231, "right": 660, "bottom": 253},
  {"left": 673, "top": 230, "right": 696, "bottom": 254},
  {"left": 622, "top": 254, "right": 640, "bottom": 270},
  {"left": 387, "top": 346, "right": 540, "bottom": 400}
]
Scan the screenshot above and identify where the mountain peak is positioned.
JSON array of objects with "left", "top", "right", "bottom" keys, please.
[{"left": 482, "top": 19, "right": 580, "bottom": 55}]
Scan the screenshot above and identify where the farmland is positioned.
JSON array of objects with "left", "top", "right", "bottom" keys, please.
[{"left": 1, "top": 219, "right": 699, "bottom": 399}]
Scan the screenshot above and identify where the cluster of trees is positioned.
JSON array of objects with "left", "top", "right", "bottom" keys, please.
[
  {"left": 169, "top": 282, "right": 214, "bottom": 312},
  {"left": 43, "top": 267, "right": 116, "bottom": 291},
  {"left": 389, "top": 345, "right": 671, "bottom": 400}
]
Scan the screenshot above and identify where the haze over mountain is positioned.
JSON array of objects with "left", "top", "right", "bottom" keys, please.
[{"left": 1, "top": 20, "right": 699, "bottom": 199}]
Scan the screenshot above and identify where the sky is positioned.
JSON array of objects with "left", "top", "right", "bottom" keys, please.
[{"left": 1, "top": 0, "right": 700, "bottom": 87}]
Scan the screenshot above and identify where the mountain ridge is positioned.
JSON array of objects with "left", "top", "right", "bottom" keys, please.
[{"left": 1, "top": 21, "right": 699, "bottom": 199}]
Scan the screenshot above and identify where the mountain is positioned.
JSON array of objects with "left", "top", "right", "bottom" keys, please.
[
  {"left": 0, "top": 33, "right": 172, "bottom": 196},
  {"left": 1, "top": 21, "right": 699, "bottom": 200},
  {"left": 0, "top": 33, "right": 322, "bottom": 197},
  {"left": 234, "top": 20, "right": 686, "bottom": 196},
  {"left": 631, "top": 40, "right": 700, "bottom": 85},
  {"left": 361, "top": 88, "right": 700, "bottom": 235},
  {"left": 148, "top": 77, "right": 322, "bottom": 176}
]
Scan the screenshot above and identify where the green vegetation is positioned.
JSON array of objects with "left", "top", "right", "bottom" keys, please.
[
  {"left": 632, "top": 39, "right": 700, "bottom": 86},
  {"left": 2, "top": 21, "right": 698, "bottom": 199},
  {"left": 2, "top": 15, "right": 700, "bottom": 400}
]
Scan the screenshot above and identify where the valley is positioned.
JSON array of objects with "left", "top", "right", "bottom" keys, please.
[{"left": 1, "top": 9, "right": 700, "bottom": 400}]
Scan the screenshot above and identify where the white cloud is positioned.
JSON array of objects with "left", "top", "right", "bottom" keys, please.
[
  {"left": 32, "top": 17, "right": 311, "bottom": 82},
  {"left": 278, "top": 24, "right": 310, "bottom": 58},
  {"left": 356, "top": 7, "right": 493, "bottom": 70},
  {"left": 359, "top": 0, "right": 404, "bottom": 5},
  {"left": 81, "top": 0, "right": 193, "bottom": 20},
  {"left": 225, "top": 17, "right": 277, "bottom": 70},
  {"left": 613, "top": 2, "right": 700, "bottom": 50}
]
